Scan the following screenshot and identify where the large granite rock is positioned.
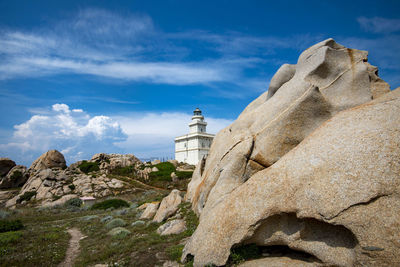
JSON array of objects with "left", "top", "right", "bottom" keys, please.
[
  {"left": 183, "top": 88, "right": 400, "bottom": 266},
  {"left": 153, "top": 189, "right": 182, "bottom": 223},
  {"left": 30, "top": 150, "right": 66, "bottom": 171},
  {"left": 157, "top": 219, "right": 186, "bottom": 236},
  {"left": 0, "top": 158, "right": 16, "bottom": 177},
  {"left": 0, "top": 165, "right": 29, "bottom": 189},
  {"left": 186, "top": 38, "right": 391, "bottom": 216},
  {"left": 140, "top": 202, "right": 160, "bottom": 220}
]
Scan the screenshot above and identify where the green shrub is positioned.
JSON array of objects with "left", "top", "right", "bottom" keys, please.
[
  {"left": 90, "top": 199, "right": 129, "bottom": 210},
  {"left": 105, "top": 218, "right": 127, "bottom": 229},
  {"left": 17, "top": 191, "right": 36, "bottom": 203},
  {"left": 111, "top": 166, "right": 136, "bottom": 177},
  {"left": 148, "top": 162, "right": 176, "bottom": 182},
  {"left": 10, "top": 171, "right": 23, "bottom": 180},
  {"left": 228, "top": 244, "right": 261, "bottom": 264},
  {"left": 176, "top": 171, "right": 193, "bottom": 179},
  {"left": 0, "top": 231, "right": 22, "bottom": 245},
  {"left": 52, "top": 195, "right": 61, "bottom": 201},
  {"left": 0, "top": 210, "right": 10, "bottom": 220},
  {"left": 0, "top": 220, "right": 24, "bottom": 233},
  {"left": 178, "top": 202, "right": 199, "bottom": 236},
  {"left": 167, "top": 244, "right": 184, "bottom": 262},
  {"left": 68, "top": 184, "right": 75, "bottom": 191},
  {"left": 65, "top": 198, "right": 82, "bottom": 207},
  {"left": 78, "top": 161, "right": 100, "bottom": 174}
]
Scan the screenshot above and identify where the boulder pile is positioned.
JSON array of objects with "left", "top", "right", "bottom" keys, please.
[
  {"left": 3, "top": 151, "right": 148, "bottom": 208},
  {"left": 183, "top": 39, "right": 399, "bottom": 266}
]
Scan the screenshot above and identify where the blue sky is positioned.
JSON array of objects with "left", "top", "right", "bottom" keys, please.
[{"left": 0, "top": 0, "right": 399, "bottom": 166}]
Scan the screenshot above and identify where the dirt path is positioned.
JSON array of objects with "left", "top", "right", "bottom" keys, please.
[{"left": 58, "top": 228, "right": 84, "bottom": 267}]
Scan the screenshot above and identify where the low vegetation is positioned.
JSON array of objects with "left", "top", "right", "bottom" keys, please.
[
  {"left": 65, "top": 197, "right": 82, "bottom": 207},
  {"left": 111, "top": 161, "right": 193, "bottom": 191},
  {"left": 90, "top": 199, "right": 130, "bottom": 210},
  {"left": 10, "top": 170, "right": 23, "bottom": 181},
  {"left": 78, "top": 161, "right": 100, "bottom": 174},
  {"left": 110, "top": 165, "right": 137, "bottom": 177},
  {"left": 0, "top": 187, "right": 202, "bottom": 267},
  {"left": 17, "top": 190, "right": 36, "bottom": 203},
  {"left": 0, "top": 219, "right": 24, "bottom": 233},
  {"left": 228, "top": 244, "right": 262, "bottom": 265}
]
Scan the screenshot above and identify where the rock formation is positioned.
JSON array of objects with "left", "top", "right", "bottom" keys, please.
[
  {"left": 183, "top": 39, "right": 398, "bottom": 266},
  {"left": 29, "top": 150, "right": 67, "bottom": 171},
  {"left": 186, "top": 38, "right": 390, "bottom": 217},
  {"left": 153, "top": 189, "right": 182, "bottom": 223},
  {"left": 140, "top": 202, "right": 160, "bottom": 220},
  {"left": 0, "top": 158, "right": 16, "bottom": 177},
  {"left": 90, "top": 153, "right": 141, "bottom": 173},
  {"left": 0, "top": 165, "right": 29, "bottom": 189},
  {"left": 157, "top": 219, "right": 186, "bottom": 236},
  {"left": 4, "top": 151, "right": 144, "bottom": 208}
]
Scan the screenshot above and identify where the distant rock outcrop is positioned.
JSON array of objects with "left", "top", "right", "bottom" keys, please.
[
  {"left": 90, "top": 153, "right": 141, "bottom": 173},
  {"left": 0, "top": 165, "right": 29, "bottom": 189},
  {"left": 183, "top": 39, "right": 398, "bottom": 267},
  {"left": 0, "top": 158, "right": 16, "bottom": 177},
  {"left": 30, "top": 150, "right": 66, "bottom": 171},
  {"left": 5, "top": 151, "right": 143, "bottom": 208}
]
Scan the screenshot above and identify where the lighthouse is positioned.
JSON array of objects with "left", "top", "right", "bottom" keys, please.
[{"left": 174, "top": 108, "right": 215, "bottom": 165}]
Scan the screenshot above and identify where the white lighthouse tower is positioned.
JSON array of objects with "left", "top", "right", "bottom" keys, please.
[{"left": 174, "top": 108, "right": 215, "bottom": 165}]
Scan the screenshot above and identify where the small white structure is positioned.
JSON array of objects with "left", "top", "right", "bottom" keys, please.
[{"left": 175, "top": 108, "right": 215, "bottom": 165}]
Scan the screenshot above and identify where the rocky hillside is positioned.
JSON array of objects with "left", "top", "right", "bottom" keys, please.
[
  {"left": 0, "top": 150, "right": 194, "bottom": 209},
  {"left": 183, "top": 39, "right": 400, "bottom": 266}
]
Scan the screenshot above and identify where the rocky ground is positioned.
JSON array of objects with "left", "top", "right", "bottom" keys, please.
[
  {"left": 0, "top": 188, "right": 198, "bottom": 267},
  {"left": 0, "top": 151, "right": 196, "bottom": 266},
  {"left": 0, "top": 150, "right": 194, "bottom": 209}
]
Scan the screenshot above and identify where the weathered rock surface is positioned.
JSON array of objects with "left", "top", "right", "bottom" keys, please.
[
  {"left": 183, "top": 88, "right": 400, "bottom": 266},
  {"left": 238, "top": 257, "right": 321, "bottom": 267},
  {"left": 140, "top": 202, "right": 160, "bottom": 220},
  {"left": 0, "top": 158, "right": 16, "bottom": 177},
  {"left": 91, "top": 153, "right": 141, "bottom": 174},
  {"left": 153, "top": 189, "right": 182, "bottom": 223},
  {"left": 0, "top": 165, "right": 29, "bottom": 189},
  {"left": 30, "top": 150, "right": 66, "bottom": 171},
  {"left": 186, "top": 39, "right": 391, "bottom": 216},
  {"left": 157, "top": 219, "right": 186, "bottom": 236}
]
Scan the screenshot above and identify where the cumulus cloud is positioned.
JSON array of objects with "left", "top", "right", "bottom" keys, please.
[
  {"left": 0, "top": 103, "right": 126, "bottom": 165},
  {"left": 0, "top": 104, "right": 233, "bottom": 165}
]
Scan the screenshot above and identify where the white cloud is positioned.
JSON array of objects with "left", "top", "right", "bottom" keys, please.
[
  {"left": 0, "top": 104, "right": 126, "bottom": 165},
  {"left": 358, "top": 17, "right": 400, "bottom": 34},
  {"left": 0, "top": 8, "right": 320, "bottom": 94},
  {"left": 0, "top": 104, "right": 233, "bottom": 165},
  {"left": 52, "top": 103, "right": 71, "bottom": 113},
  {"left": 1, "top": 57, "right": 230, "bottom": 85}
]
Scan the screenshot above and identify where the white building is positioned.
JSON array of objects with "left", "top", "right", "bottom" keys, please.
[{"left": 175, "top": 108, "right": 215, "bottom": 165}]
